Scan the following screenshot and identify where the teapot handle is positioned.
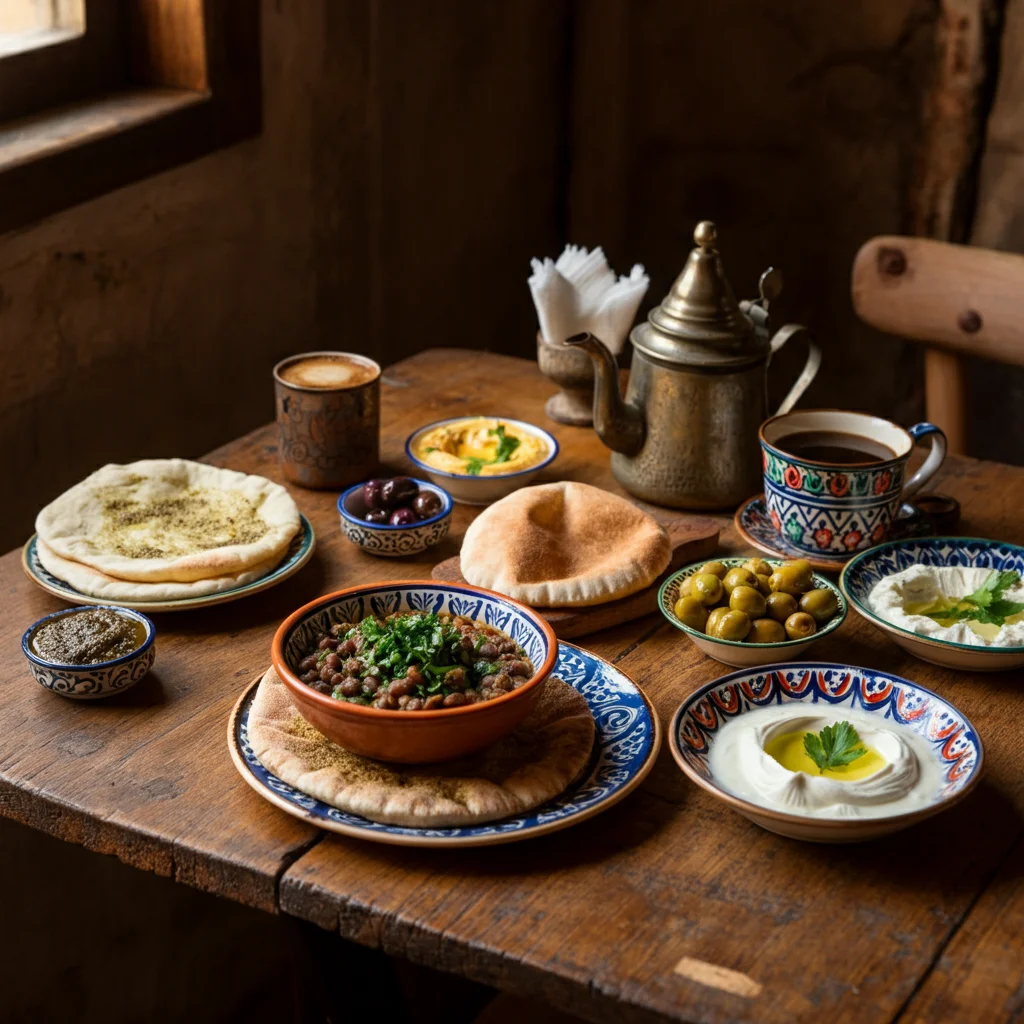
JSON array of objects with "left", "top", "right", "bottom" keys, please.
[{"left": 769, "top": 324, "right": 821, "bottom": 416}]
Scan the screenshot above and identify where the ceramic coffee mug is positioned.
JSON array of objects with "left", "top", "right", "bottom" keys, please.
[
  {"left": 273, "top": 351, "right": 381, "bottom": 489},
  {"left": 759, "top": 409, "right": 947, "bottom": 557}
]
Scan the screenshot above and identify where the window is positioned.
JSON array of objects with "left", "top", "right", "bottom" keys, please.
[{"left": 0, "top": 0, "right": 260, "bottom": 233}]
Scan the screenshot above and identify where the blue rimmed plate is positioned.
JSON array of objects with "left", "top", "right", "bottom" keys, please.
[
  {"left": 669, "top": 662, "right": 984, "bottom": 843},
  {"left": 841, "top": 537, "right": 1024, "bottom": 671},
  {"left": 228, "top": 642, "right": 661, "bottom": 847},
  {"left": 21, "top": 514, "right": 315, "bottom": 613}
]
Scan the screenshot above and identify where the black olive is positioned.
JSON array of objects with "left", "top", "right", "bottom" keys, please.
[
  {"left": 364, "top": 508, "right": 389, "bottom": 524},
  {"left": 381, "top": 476, "right": 419, "bottom": 508},
  {"left": 412, "top": 491, "right": 442, "bottom": 519},
  {"left": 389, "top": 507, "right": 418, "bottom": 526}
]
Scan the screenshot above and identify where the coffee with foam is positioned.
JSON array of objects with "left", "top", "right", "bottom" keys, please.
[{"left": 278, "top": 355, "right": 378, "bottom": 390}]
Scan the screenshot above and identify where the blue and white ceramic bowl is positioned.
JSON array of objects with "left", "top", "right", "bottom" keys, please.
[
  {"left": 659, "top": 557, "right": 847, "bottom": 668},
  {"left": 231, "top": 641, "right": 661, "bottom": 846},
  {"left": 22, "top": 606, "right": 156, "bottom": 700},
  {"left": 669, "top": 662, "right": 984, "bottom": 842},
  {"left": 405, "top": 417, "right": 559, "bottom": 505},
  {"left": 841, "top": 537, "right": 1024, "bottom": 671},
  {"left": 337, "top": 479, "right": 452, "bottom": 558},
  {"left": 272, "top": 581, "right": 559, "bottom": 763}
]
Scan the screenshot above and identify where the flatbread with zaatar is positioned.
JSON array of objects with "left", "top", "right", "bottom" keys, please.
[
  {"left": 247, "top": 667, "right": 595, "bottom": 827},
  {"left": 36, "top": 539, "right": 283, "bottom": 602},
  {"left": 36, "top": 459, "right": 300, "bottom": 584},
  {"left": 460, "top": 481, "right": 671, "bottom": 607}
]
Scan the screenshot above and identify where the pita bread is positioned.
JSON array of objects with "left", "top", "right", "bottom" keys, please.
[
  {"left": 36, "top": 459, "right": 300, "bottom": 583},
  {"left": 460, "top": 481, "right": 671, "bottom": 607},
  {"left": 247, "top": 667, "right": 595, "bottom": 827},
  {"left": 36, "top": 540, "right": 282, "bottom": 602}
]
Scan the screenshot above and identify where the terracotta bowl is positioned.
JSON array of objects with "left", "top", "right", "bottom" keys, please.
[
  {"left": 841, "top": 537, "right": 1024, "bottom": 672},
  {"left": 669, "top": 662, "right": 984, "bottom": 843},
  {"left": 658, "top": 557, "right": 847, "bottom": 668},
  {"left": 271, "top": 580, "right": 558, "bottom": 764}
]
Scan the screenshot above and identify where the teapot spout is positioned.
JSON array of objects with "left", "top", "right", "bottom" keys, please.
[{"left": 564, "top": 332, "right": 645, "bottom": 456}]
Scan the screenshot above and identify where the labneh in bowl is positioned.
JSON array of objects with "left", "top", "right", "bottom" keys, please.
[
  {"left": 22, "top": 605, "right": 156, "bottom": 699},
  {"left": 405, "top": 416, "right": 559, "bottom": 505},
  {"left": 271, "top": 581, "right": 558, "bottom": 763},
  {"left": 337, "top": 478, "right": 452, "bottom": 557}
]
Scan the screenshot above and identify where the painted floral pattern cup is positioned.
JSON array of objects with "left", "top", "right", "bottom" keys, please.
[{"left": 759, "top": 410, "right": 946, "bottom": 557}]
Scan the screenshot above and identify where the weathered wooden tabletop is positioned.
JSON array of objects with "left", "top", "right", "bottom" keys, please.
[{"left": 1, "top": 349, "right": 1022, "bottom": 1024}]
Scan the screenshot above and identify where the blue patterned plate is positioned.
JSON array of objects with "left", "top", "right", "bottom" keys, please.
[
  {"left": 228, "top": 642, "right": 661, "bottom": 847},
  {"left": 21, "top": 514, "right": 316, "bottom": 613},
  {"left": 735, "top": 494, "right": 932, "bottom": 573},
  {"left": 841, "top": 537, "right": 1024, "bottom": 671},
  {"left": 669, "top": 662, "right": 984, "bottom": 842}
]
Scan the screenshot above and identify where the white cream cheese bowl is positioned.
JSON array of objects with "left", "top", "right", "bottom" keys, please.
[
  {"left": 669, "top": 662, "right": 983, "bottom": 842},
  {"left": 841, "top": 538, "right": 1024, "bottom": 672}
]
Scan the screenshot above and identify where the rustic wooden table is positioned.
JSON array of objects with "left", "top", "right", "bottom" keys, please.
[{"left": 2, "top": 350, "right": 1022, "bottom": 1024}]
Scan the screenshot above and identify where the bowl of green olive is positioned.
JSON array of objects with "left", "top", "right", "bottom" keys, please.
[{"left": 657, "top": 556, "right": 847, "bottom": 668}]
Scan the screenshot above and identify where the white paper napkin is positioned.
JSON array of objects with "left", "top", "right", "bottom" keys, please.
[{"left": 529, "top": 245, "right": 650, "bottom": 355}]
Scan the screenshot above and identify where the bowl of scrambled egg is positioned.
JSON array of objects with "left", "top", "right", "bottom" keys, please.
[{"left": 406, "top": 416, "right": 559, "bottom": 504}]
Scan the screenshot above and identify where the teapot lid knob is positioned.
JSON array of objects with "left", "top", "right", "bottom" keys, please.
[{"left": 694, "top": 220, "right": 717, "bottom": 249}]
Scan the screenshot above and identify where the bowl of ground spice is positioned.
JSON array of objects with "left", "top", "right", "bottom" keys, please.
[{"left": 22, "top": 605, "right": 156, "bottom": 699}]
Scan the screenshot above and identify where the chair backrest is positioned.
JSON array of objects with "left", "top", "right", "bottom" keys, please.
[{"left": 852, "top": 235, "right": 1024, "bottom": 453}]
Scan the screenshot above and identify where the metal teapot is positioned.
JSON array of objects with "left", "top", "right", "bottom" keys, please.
[{"left": 567, "top": 220, "right": 820, "bottom": 509}]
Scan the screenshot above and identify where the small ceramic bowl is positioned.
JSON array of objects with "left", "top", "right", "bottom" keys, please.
[
  {"left": 669, "top": 662, "right": 984, "bottom": 842},
  {"left": 841, "top": 537, "right": 1024, "bottom": 671},
  {"left": 271, "top": 580, "right": 558, "bottom": 763},
  {"left": 22, "top": 606, "right": 156, "bottom": 699},
  {"left": 659, "top": 557, "right": 847, "bottom": 668},
  {"left": 404, "top": 416, "right": 559, "bottom": 505},
  {"left": 337, "top": 479, "right": 452, "bottom": 558}
]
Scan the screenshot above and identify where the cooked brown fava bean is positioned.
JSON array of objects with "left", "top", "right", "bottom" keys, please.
[
  {"left": 423, "top": 694, "right": 445, "bottom": 710},
  {"left": 698, "top": 560, "right": 728, "bottom": 579},
  {"left": 405, "top": 665, "right": 425, "bottom": 687},
  {"left": 747, "top": 618, "right": 787, "bottom": 643},
  {"left": 443, "top": 692, "right": 468, "bottom": 707},
  {"left": 729, "top": 585, "right": 766, "bottom": 618},
  {"left": 693, "top": 572, "right": 724, "bottom": 606},
  {"left": 784, "top": 611, "right": 818, "bottom": 640},
  {"left": 300, "top": 669, "right": 319, "bottom": 684},
  {"left": 339, "top": 677, "right": 361, "bottom": 697},
  {"left": 387, "top": 677, "right": 413, "bottom": 697},
  {"left": 314, "top": 681, "right": 332, "bottom": 694},
  {"left": 765, "top": 591, "right": 798, "bottom": 623},
  {"left": 397, "top": 694, "right": 411, "bottom": 708},
  {"left": 444, "top": 667, "right": 467, "bottom": 689},
  {"left": 508, "top": 660, "right": 531, "bottom": 677},
  {"left": 799, "top": 588, "right": 839, "bottom": 624},
  {"left": 707, "top": 609, "right": 751, "bottom": 641},
  {"left": 405, "top": 698, "right": 424, "bottom": 711},
  {"left": 477, "top": 641, "right": 498, "bottom": 659},
  {"left": 330, "top": 672, "right": 345, "bottom": 687},
  {"left": 722, "top": 567, "right": 758, "bottom": 595},
  {"left": 361, "top": 677, "right": 380, "bottom": 696},
  {"left": 318, "top": 664, "right": 335, "bottom": 683},
  {"left": 338, "top": 638, "right": 358, "bottom": 656},
  {"left": 323, "top": 652, "right": 341, "bottom": 672},
  {"left": 299, "top": 655, "right": 318, "bottom": 672},
  {"left": 317, "top": 637, "right": 338, "bottom": 650},
  {"left": 743, "top": 557, "right": 774, "bottom": 578}
]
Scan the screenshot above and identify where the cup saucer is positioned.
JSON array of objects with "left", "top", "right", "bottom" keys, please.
[{"left": 734, "top": 494, "right": 936, "bottom": 573}]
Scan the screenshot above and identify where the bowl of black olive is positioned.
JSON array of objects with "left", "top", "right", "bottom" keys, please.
[{"left": 337, "top": 476, "right": 453, "bottom": 557}]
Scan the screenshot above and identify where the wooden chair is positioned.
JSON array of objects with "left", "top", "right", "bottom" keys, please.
[{"left": 852, "top": 235, "right": 1024, "bottom": 454}]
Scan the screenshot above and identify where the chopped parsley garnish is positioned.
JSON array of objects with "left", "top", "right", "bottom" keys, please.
[
  {"left": 461, "top": 424, "right": 521, "bottom": 475},
  {"left": 923, "top": 569, "right": 1024, "bottom": 627}
]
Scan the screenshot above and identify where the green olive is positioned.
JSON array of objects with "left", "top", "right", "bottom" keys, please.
[
  {"left": 698, "top": 560, "right": 728, "bottom": 579},
  {"left": 784, "top": 611, "right": 818, "bottom": 641},
  {"left": 722, "top": 567, "right": 758, "bottom": 596},
  {"left": 679, "top": 575, "right": 695, "bottom": 598},
  {"left": 707, "top": 608, "right": 751, "bottom": 642},
  {"left": 729, "top": 585, "right": 766, "bottom": 618},
  {"left": 743, "top": 557, "right": 774, "bottom": 578},
  {"left": 786, "top": 559, "right": 812, "bottom": 573},
  {"left": 674, "top": 596, "right": 709, "bottom": 631},
  {"left": 693, "top": 572, "right": 724, "bottom": 606},
  {"left": 769, "top": 565, "right": 813, "bottom": 597},
  {"left": 705, "top": 606, "right": 731, "bottom": 635},
  {"left": 754, "top": 573, "right": 773, "bottom": 596},
  {"left": 765, "top": 591, "right": 798, "bottom": 623},
  {"left": 747, "top": 618, "right": 787, "bottom": 644},
  {"left": 799, "top": 588, "right": 839, "bottom": 624}
]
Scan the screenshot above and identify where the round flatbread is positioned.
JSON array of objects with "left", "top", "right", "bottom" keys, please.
[
  {"left": 246, "top": 667, "right": 595, "bottom": 828},
  {"left": 36, "top": 539, "right": 283, "bottom": 602},
  {"left": 36, "top": 459, "right": 300, "bottom": 583},
  {"left": 460, "top": 481, "right": 671, "bottom": 607}
]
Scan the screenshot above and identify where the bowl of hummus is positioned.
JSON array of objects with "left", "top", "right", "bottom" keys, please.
[
  {"left": 669, "top": 661, "right": 983, "bottom": 842},
  {"left": 406, "top": 416, "right": 559, "bottom": 505},
  {"left": 841, "top": 537, "right": 1024, "bottom": 671}
]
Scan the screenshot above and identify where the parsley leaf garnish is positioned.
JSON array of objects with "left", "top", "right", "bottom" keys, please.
[
  {"left": 460, "top": 423, "right": 521, "bottom": 475},
  {"left": 803, "top": 721, "right": 867, "bottom": 773},
  {"left": 923, "top": 569, "right": 1024, "bottom": 627},
  {"left": 464, "top": 457, "right": 485, "bottom": 475}
]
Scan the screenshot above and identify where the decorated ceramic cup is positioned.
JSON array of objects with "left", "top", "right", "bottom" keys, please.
[{"left": 759, "top": 410, "right": 946, "bottom": 558}]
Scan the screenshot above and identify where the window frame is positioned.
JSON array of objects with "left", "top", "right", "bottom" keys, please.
[{"left": 0, "top": 0, "right": 260, "bottom": 234}]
